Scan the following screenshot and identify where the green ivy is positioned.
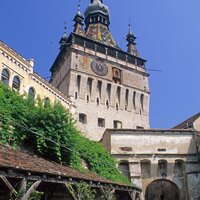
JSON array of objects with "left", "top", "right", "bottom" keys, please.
[{"left": 0, "top": 83, "right": 130, "bottom": 184}]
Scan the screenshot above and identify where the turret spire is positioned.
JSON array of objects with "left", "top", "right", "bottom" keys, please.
[
  {"left": 126, "top": 22, "right": 140, "bottom": 57},
  {"left": 59, "top": 22, "right": 68, "bottom": 47},
  {"left": 73, "top": 0, "right": 85, "bottom": 36}
]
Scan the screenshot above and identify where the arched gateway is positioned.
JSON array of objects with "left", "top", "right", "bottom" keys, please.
[{"left": 145, "top": 179, "right": 180, "bottom": 200}]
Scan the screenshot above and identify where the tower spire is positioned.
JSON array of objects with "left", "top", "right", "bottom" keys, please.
[
  {"left": 73, "top": 0, "right": 85, "bottom": 36},
  {"left": 59, "top": 21, "right": 68, "bottom": 47},
  {"left": 78, "top": 0, "right": 81, "bottom": 12},
  {"left": 126, "top": 22, "right": 140, "bottom": 57}
]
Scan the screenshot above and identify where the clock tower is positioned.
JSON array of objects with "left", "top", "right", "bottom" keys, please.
[{"left": 50, "top": 0, "right": 150, "bottom": 141}]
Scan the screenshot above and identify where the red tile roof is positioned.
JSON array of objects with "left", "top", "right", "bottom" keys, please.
[{"left": 0, "top": 144, "right": 130, "bottom": 187}]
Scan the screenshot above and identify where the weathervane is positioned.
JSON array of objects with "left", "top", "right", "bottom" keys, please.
[
  {"left": 78, "top": 0, "right": 81, "bottom": 12},
  {"left": 63, "top": 20, "right": 67, "bottom": 33},
  {"left": 128, "top": 18, "right": 132, "bottom": 34}
]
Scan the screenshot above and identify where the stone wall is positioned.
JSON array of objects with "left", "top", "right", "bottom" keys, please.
[
  {"left": 50, "top": 42, "right": 150, "bottom": 140},
  {"left": 0, "top": 41, "right": 75, "bottom": 114},
  {"left": 102, "top": 129, "right": 200, "bottom": 200}
]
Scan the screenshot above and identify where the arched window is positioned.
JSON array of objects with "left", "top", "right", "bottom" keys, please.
[
  {"left": 87, "top": 78, "right": 93, "bottom": 95},
  {"left": 141, "top": 160, "right": 151, "bottom": 178},
  {"left": 44, "top": 97, "right": 50, "bottom": 107},
  {"left": 174, "top": 160, "right": 184, "bottom": 177},
  {"left": 133, "top": 91, "right": 136, "bottom": 110},
  {"left": 77, "top": 75, "right": 81, "bottom": 92},
  {"left": 106, "top": 83, "right": 111, "bottom": 101},
  {"left": 125, "top": 89, "right": 129, "bottom": 107},
  {"left": 1, "top": 68, "right": 10, "bottom": 85},
  {"left": 118, "top": 161, "right": 130, "bottom": 179},
  {"left": 28, "top": 87, "right": 35, "bottom": 101},
  {"left": 158, "top": 160, "right": 167, "bottom": 178},
  {"left": 97, "top": 80, "right": 102, "bottom": 99},
  {"left": 12, "top": 76, "right": 20, "bottom": 91},
  {"left": 140, "top": 94, "right": 144, "bottom": 111},
  {"left": 116, "top": 86, "right": 121, "bottom": 104}
]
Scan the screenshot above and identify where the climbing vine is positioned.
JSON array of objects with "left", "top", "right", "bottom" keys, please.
[
  {"left": 0, "top": 83, "right": 130, "bottom": 184},
  {"left": 66, "top": 181, "right": 96, "bottom": 200}
]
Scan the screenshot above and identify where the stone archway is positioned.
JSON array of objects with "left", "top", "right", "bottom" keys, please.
[{"left": 145, "top": 179, "right": 180, "bottom": 200}]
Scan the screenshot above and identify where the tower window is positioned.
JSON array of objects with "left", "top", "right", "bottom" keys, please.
[
  {"left": 96, "top": 98, "right": 100, "bottom": 105},
  {"left": 107, "top": 83, "right": 111, "bottom": 101},
  {"left": 140, "top": 94, "right": 144, "bottom": 111},
  {"left": 116, "top": 86, "right": 121, "bottom": 104},
  {"left": 12, "top": 76, "right": 20, "bottom": 91},
  {"left": 79, "top": 113, "right": 87, "bottom": 124},
  {"left": 87, "top": 95, "right": 90, "bottom": 103},
  {"left": 116, "top": 103, "right": 119, "bottom": 110},
  {"left": 125, "top": 105, "right": 127, "bottom": 111},
  {"left": 28, "top": 87, "right": 35, "bottom": 102},
  {"left": 98, "top": 118, "right": 105, "bottom": 127},
  {"left": 106, "top": 100, "right": 109, "bottom": 108},
  {"left": 77, "top": 75, "right": 81, "bottom": 92},
  {"left": 97, "top": 80, "right": 102, "bottom": 99},
  {"left": 125, "top": 89, "right": 129, "bottom": 107},
  {"left": 133, "top": 91, "right": 136, "bottom": 110},
  {"left": 87, "top": 78, "right": 93, "bottom": 95},
  {"left": 75, "top": 92, "right": 78, "bottom": 99},
  {"left": 113, "top": 120, "right": 122, "bottom": 129},
  {"left": 1, "top": 68, "right": 10, "bottom": 85}
]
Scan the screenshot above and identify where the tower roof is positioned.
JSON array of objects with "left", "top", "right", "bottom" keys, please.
[
  {"left": 59, "top": 24, "right": 68, "bottom": 47},
  {"left": 74, "top": 1, "right": 84, "bottom": 21},
  {"left": 84, "top": 0, "right": 109, "bottom": 18},
  {"left": 83, "top": 0, "right": 118, "bottom": 48}
]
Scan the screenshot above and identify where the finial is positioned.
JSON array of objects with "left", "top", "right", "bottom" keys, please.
[
  {"left": 59, "top": 20, "right": 68, "bottom": 46},
  {"left": 78, "top": 0, "right": 81, "bottom": 12},
  {"left": 128, "top": 18, "right": 133, "bottom": 35},
  {"left": 64, "top": 21, "right": 67, "bottom": 33},
  {"left": 91, "top": 0, "right": 103, "bottom": 3}
]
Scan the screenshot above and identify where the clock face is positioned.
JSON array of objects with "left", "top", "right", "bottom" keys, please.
[{"left": 91, "top": 60, "right": 108, "bottom": 76}]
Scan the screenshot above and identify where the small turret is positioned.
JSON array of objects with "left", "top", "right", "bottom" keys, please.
[
  {"left": 59, "top": 24, "right": 68, "bottom": 47},
  {"left": 126, "top": 23, "right": 140, "bottom": 57},
  {"left": 73, "top": 1, "right": 85, "bottom": 36}
]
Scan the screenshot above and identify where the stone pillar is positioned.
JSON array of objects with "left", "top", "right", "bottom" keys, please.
[
  {"left": 127, "top": 90, "right": 133, "bottom": 112},
  {"left": 130, "top": 162, "right": 142, "bottom": 188},
  {"left": 68, "top": 72, "right": 77, "bottom": 97},
  {"left": 143, "top": 94, "right": 149, "bottom": 116},
  {"left": 100, "top": 81, "right": 107, "bottom": 105},
  {"left": 110, "top": 84, "right": 117, "bottom": 107},
  {"left": 91, "top": 79, "right": 97, "bottom": 102},
  {"left": 79, "top": 75, "right": 87, "bottom": 100}
]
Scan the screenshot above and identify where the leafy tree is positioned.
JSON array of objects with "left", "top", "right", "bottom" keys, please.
[{"left": 0, "top": 83, "right": 130, "bottom": 184}]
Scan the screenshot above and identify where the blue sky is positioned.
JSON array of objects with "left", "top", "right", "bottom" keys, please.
[{"left": 1, "top": 0, "right": 200, "bottom": 128}]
